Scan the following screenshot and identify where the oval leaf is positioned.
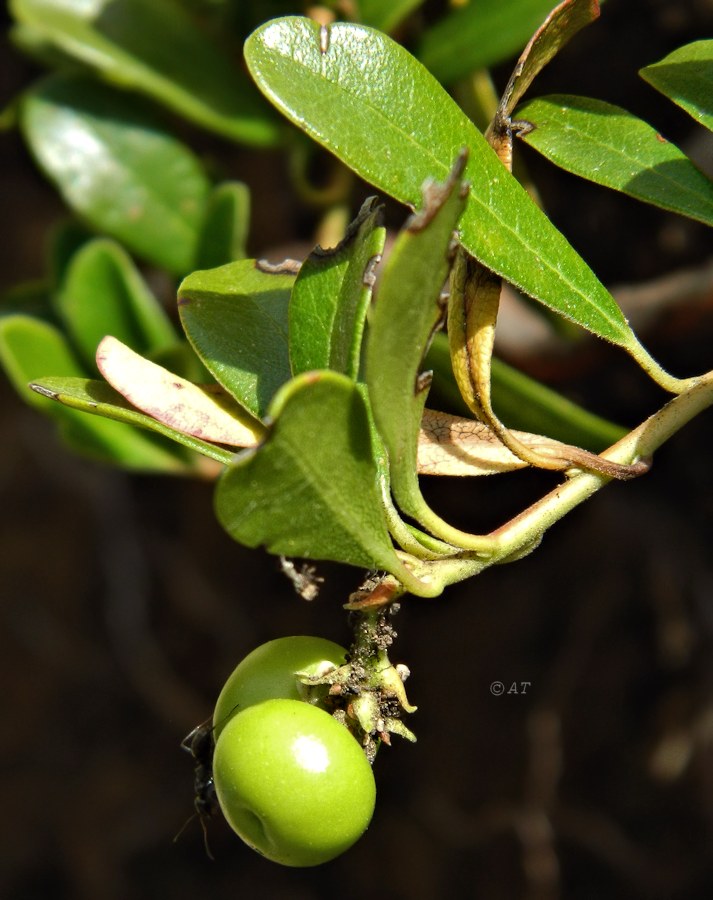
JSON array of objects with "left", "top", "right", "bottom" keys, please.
[
  {"left": 417, "top": 409, "right": 627, "bottom": 477},
  {"left": 195, "top": 182, "right": 251, "bottom": 270},
  {"left": 10, "top": 0, "right": 279, "bottom": 146},
  {"left": 518, "top": 95, "right": 713, "bottom": 227},
  {"left": 215, "top": 370, "right": 428, "bottom": 591},
  {"left": 0, "top": 315, "right": 189, "bottom": 471},
  {"left": 640, "top": 40, "right": 713, "bottom": 134},
  {"left": 178, "top": 259, "right": 295, "bottom": 418},
  {"left": 245, "top": 18, "right": 636, "bottom": 349},
  {"left": 57, "top": 238, "right": 177, "bottom": 369},
  {"left": 21, "top": 74, "right": 211, "bottom": 275},
  {"left": 0, "top": 313, "right": 85, "bottom": 410}
]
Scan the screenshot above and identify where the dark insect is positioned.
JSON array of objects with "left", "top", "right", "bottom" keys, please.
[{"left": 175, "top": 718, "right": 219, "bottom": 858}]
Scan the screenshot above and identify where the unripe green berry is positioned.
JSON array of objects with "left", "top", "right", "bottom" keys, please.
[
  {"left": 213, "top": 698, "right": 376, "bottom": 866},
  {"left": 213, "top": 636, "right": 346, "bottom": 738}
]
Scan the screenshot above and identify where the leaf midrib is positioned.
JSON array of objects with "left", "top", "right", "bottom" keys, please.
[
  {"left": 262, "top": 397, "right": 398, "bottom": 565},
  {"left": 256, "top": 27, "right": 631, "bottom": 343},
  {"left": 534, "top": 104, "right": 713, "bottom": 219}
]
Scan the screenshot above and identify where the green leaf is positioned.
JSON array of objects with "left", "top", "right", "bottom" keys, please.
[
  {"left": 417, "top": 0, "right": 557, "bottom": 85},
  {"left": 289, "top": 198, "right": 384, "bottom": 379},
  {"left": 355, "top": 0, "right": 425, "bottom": 33},
  {"left": 10, "top": 0, "right": 279, "bottom": 146},
  {"left": 56, "top": 238, "right": 178, "bottom": 370},
  {"left": 365, "top": 156, "right": 467, "bottom": 518},
  {"left": 245, "top": 18, "right": 637, "bottom": 349},
  {"left": 0, "top": 313, "right": 85, "bottom": 410},
  {"left": 178, "top": 259, "right": 295, "bottom": 418},
  {"left": 195, "top": 182, "right": 251, "bottom": 270},
  {"left": 640, "top": 40, "right": 713, "bottom": 134},
  {"left": 0, "top": 315, "right": 189, "bottom": 470},
  {"left": 9, "top": 20, "right": 80, "bottom": 70},
  {"left": 21, "top": 74, "right": 211, "bottom": 275},
  {"left": 214, "top": 370, "right": 427, "bottom": 589},
  {"left": 30, "top": 376, "right": 232, "bottom": 467},
  {"left": 518, "top": 95, "right": 713, "bottom": 227}
]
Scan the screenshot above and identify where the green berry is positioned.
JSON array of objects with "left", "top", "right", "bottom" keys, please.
[
  {"left": 213, "top": 698, "right": 376, "bottom": 866},
  {"left": 213, "top": 636, "right": 346, "bottom": 738}
]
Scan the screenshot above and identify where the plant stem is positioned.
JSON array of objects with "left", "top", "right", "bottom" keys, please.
[
  {"left": 627, "top": 335, "right": 699, "bottom": 394},
  {"left": 404, "top": 370, "right": 713, "bottom": 595}
]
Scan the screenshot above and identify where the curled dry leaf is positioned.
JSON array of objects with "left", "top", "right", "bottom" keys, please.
[
  {"left": 418, "top": 409, "right": 529, "bottom": 476},
  {"left": 418, "top": 409, "right": 650, "bottom": 479},
  {"left": 498, "top": 0, "right": 599, "bottom": 123},
  {"left": 96, "top": 336, "right": 264, "bottom": 447}
]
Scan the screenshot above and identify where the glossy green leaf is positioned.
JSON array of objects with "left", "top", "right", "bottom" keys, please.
[
  {"left": 196, "top": 182, "right": 251, "bottom": 270},
  {"left": 289, "top": 198, "right": 384, "bottom": 379},
  {"left": 417, "top": 0, "right": 557, "bottom": 85},
  {"left": 10, "top": 0, "right": 279, "bottom": 146},
  {"left": 56, "top": 239, "right": 177, "bottom": 369},
  {"left": 30, "top": 376, "right": 232, "bottom": 467},
  {"left": 215, "top": 370, "right": 425, "bottom": 588},
  {"left": 518, "top": 95, "right": 713, "bottom": 227},
  {"left": 178, "top": 259, "right": 295, "bottom": 419},
  {"left": 245, "top": 18, "right": 636, "bottom": 349},
  {"left": 21, "top": 74, "right": 210, "bottom": 275},
  {"left": 640, "top": 41, "right": 713, "bottom": 134},
  {"left": 0, "top": 315, "right": 188, "bottom": 470},
  {"left": 365, "top": 157, "right": 466, "bottom": 518},
  {"left": 355, "top": 0, "right": 425, "bottom": 33}
]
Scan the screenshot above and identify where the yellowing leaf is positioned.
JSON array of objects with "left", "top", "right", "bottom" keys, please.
[
  {"left": 96, "top": 336, "right": 263, "bottom": 446},
  {"left": 418, "top": 409, "right": 528, "bottom": 476},
  {"left": 418, "top": 410, "right": 648, "bottom": 479}
]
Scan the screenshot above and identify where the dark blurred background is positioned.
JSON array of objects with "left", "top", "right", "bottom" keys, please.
[{"left": 2, "top": 2, "right": 713, "bottom": 898}]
